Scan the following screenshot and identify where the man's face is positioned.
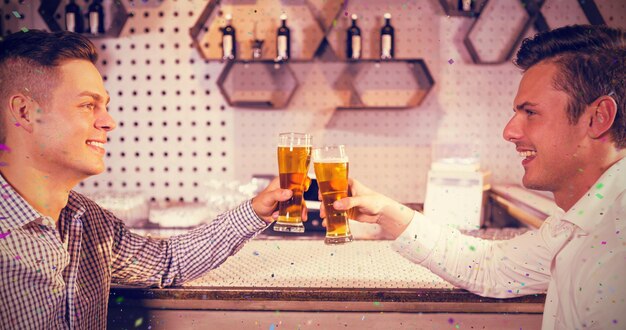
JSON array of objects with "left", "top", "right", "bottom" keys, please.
[
  {"left": 29, "top": 59, "right": 115, "bottom": 180},
  {"left": 503, "top": 62, "right": 590, "bottom": 193}
]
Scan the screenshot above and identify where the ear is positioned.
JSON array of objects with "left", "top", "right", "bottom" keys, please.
[
  {"left": 7, "top": 93, "right": 35, "bottom": 133},
  {"left": 588, "top": 95, "right": 617, "bottom": 140}
]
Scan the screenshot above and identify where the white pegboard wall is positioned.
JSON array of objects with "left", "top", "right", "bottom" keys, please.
[
  {"left": 233, "top": 0, "right": 625, "bottom": 204},
  {"left": 76, "top": 0, "right": 234, "bottom": 203},
  {"left": 2, "top": 0, "right": 625, "bottom": 205}
]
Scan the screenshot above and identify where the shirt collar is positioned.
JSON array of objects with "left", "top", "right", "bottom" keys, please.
[
  {"left": 65, "top": 190, "right": 87, "bottom": 220},
  {"left": 564, "top": 156, "right": 626, "bottom": 233},
  {"left": 0, "top": 171, "right": 45, "bottom": 230},
  {"left": 0, "top": 172, "right": 86, "bottom": 231}
]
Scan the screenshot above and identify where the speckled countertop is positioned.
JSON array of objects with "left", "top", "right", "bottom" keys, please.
[{"left": 110, "top": 229, "right": 545, "bottom": 313}]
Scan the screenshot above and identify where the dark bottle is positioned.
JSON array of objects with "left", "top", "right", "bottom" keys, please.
[
  {"left": 458, "top": 0, "right": 475, "bottom": 12},
  {"left": 346, "top": 14, "right": 361, "bottom": 60},
  {"left": 221, "top": 14, "right": 236, "bottom": 60},
  {"left": 380, "top": 13, "right": 394, "bottom": 60},
  {"left": 87, "top": 0, "right": 105, "bottom": 35},
  {"left": 276, "top": 13, "right": 290, "bottom": 61},
  {"left": 65, "top": 0, "right": 83, "bottom": 33}
]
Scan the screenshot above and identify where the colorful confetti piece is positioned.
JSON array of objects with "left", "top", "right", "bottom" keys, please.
[
  {"left": 0, "top": 231, "right": 10, "bottom": 239},
  {"left": 134, "top": 317, "right": 143, "bottom": 327},
  {"left": 12, "top": 11, "right": 21, "bottom": 18},
  {"left": 448, "top": 59, "right": 454, "bottom": 64},
  {"left": 595, "top": 193, "right": 604, "bottom": 199},
  {"left": 0, "top": 144, "right": 11, "bottom": 152},
  {"left": 595, "top": 183, "right": 604, "bottom": 189}
]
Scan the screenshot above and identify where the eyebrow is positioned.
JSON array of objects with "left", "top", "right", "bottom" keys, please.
[
  {"left": 78, "top": 91, "right": 111, "bottom": 105},
  {"left": 515, "top": 101, "right": 538, "bottom": 111}
]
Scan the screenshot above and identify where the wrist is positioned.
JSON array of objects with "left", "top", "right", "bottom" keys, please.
[{"left": 378, "top": 198, "right": 414, "bottom": 238}]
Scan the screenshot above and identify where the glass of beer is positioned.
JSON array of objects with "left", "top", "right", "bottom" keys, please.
[
  {"left": 274, "top": 132, "right": 312, "bottom": 233},
  {"left": 312, "top": 145, "right": 353, "bottom": 244}
]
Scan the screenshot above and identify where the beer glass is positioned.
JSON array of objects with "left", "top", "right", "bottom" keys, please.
[
  {"left": 312, "top": 145, "right": 353, "bottom": 244},
  {"left": 274, "top": 132, "right": 312, "bottom": 233}
]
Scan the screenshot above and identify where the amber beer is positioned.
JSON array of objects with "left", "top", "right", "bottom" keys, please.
[
  {"left": 274, "top": 133, "right": 311, "bottom": 233},
  {"left": 312, "top": 145, "right": 353, "bottom": 244}
]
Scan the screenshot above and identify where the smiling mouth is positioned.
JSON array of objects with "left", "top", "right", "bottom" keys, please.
[
  {"left": 86, "top": 140, "right": 106, "bottom": 153},
  {"left": 518, "top": 150, "right": 537, "bottom": 158},
  {"left": 518, "top": 150, "right": 537, "bottom": 165}
]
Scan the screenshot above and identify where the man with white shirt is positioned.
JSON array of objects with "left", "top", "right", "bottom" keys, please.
[{"left": 323, "top": 25, "right": 625, "bottom": 329}]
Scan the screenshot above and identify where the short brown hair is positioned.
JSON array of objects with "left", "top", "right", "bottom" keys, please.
[
  {"left": 515, "top": 25, "right": 626, "bottom": 149},
  {"left": 0, "top": 30, "right": 98, "bottom": 144}
]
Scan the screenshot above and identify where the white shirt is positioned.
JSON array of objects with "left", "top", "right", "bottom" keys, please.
[{"left": 392, "top": 157, "right": 626, "bottom": 330}]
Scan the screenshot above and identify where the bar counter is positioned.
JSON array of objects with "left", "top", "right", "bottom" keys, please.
[{"left": 108, "top": 228, "right": 545, "bottom": 329}]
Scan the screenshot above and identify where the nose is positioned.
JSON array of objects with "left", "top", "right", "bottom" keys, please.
[
  {"left": 502, "top": 113, "right": 522, "bottom": 143},
  {"left": 96, "top": 109, "right": 117, "bottom": 132}
]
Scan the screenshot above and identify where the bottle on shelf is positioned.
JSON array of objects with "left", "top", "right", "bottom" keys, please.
[
  {"left": 346, "top": 14, "right": 361, "bottom": 60},
  {"left": 380, "top": 13, "right": 394, "bottom": 60},
  {"left": 65, "top": 0, "right": 83, "bottom": 33},
  {"left": 221, "top": 13, "right": 236, "bottom": 60},
  {"left": 87, "top": 0, "right": 105, "bottom": 35},
  {"left": 458, "top": 0, "right": 475, "bottom": 12},
  {"left": 276, "top": 13, "right": 290, "bottom": 61}
]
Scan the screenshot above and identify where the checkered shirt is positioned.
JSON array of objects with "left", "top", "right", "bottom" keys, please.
[{"left": 0, "top": 173, "right": 269, "bottom": 329}]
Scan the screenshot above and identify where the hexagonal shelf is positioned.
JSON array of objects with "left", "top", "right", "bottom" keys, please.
[
  {"left": 38, "top": 0, "right": 129, "bottom": 38},
  {"left": 336, "top": 60, "right": 434, "bottom": 109},
  {"left": 190, "top": 0, "right": 339, "bottom": 62},
  {"left": 438, "top": 0, "right": 488, "bottom": 18},
  {"left": 464, "top": 0, "right": 534, "bottom": 64},
  {"left": 217, "top": 60, "right": 299, "bottom": 108}
]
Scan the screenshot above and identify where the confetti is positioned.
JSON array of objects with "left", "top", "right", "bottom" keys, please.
[
  {"left": 21, "top": 27, "right": 29, "bottom": 33},
  {"left": 253, "top": 251, "right": 260, "bottom": 256},
  {"left": 0, "top": 162, "right": 8, "bottom": 167},
  {"left": 448, "top": 318, "right": 454, "bottom": 324},
  {"left": 373, "top": 301, "right": 380, "bottom": 306},
  {"left": 0, "top": 231, "right": 10, "bottom": 239},
  {"left": 595, "top": 193, "right": 604, "bottom": 199},
  {"left": 269, "top": 324, "right": 276, "bottom": 330},
  {"left": 448, "top": 59, "right": 454, "bottom": 64},
  {"left": 0, "top": 144, "right": 11, "bottom": 152},
  {"left": 601, "top": 241, "right": 607, "bottom": 245},
  {"left": 15, "top": 255, "right": 21, "bottom": 260},
  {"left": 12, "top": 11, "right": 21, "bottom": 18},
  {"left": 115, "top": 296, "right": 124, "bottom": 303},
  {"left": 595, "top": 183, "right": 604, "bottom": 189},
  {"left": 469, "top": 245, "right": 476, "bottom": 251},
  {"left": 134, "top": 317, "right": 143, "bottom": 327}
]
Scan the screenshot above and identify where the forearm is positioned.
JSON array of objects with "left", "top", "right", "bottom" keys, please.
[
  {"left": 111, "top": 200, "right": 269, "bottom": 287},
  {"left": 392, "top": 212, "right": 551, "bottom": 298}
]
